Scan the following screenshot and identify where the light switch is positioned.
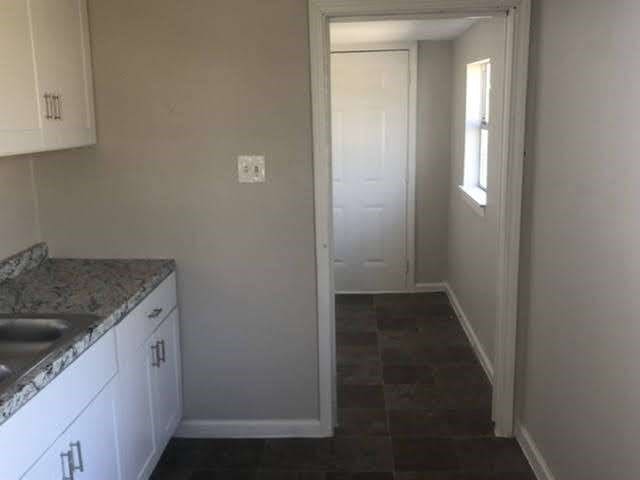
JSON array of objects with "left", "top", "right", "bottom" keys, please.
[{"left": 238, "top": 155, "right": 266, "bottom": 183}]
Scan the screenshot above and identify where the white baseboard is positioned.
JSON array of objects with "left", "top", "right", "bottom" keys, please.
[
  {"left": 444, "top": 282, "right": 494, "bottom": 383},
  {"left": 413, "top": 282, "right": 447, "bottom": 293},
  {"left": 336, "top": 282, "right": 446, "bottom": 295},
  {"left": 516, "top": 424, "right": 556, "bottom": 480},
  {"left": 175, "top": 419, "right": 328, "bottom": 438}
]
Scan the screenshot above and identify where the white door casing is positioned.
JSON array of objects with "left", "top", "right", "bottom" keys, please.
[
  {"left": 309, "top": 0, "right": 531, "bottom": 438},
  {"left": 331, "top": 50, "right": 410, "bottom": 293}
]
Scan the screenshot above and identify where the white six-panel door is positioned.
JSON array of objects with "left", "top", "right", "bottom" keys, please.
[{"left": 331, "top": 50, "right": 410, "bottom": 292}]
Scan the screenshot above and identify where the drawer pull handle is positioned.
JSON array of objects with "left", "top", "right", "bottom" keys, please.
[
  {"left": 60, "top": 450, "right": 74, "bottom": 480},
  {"left": 148, "top": 307, "right": 163, "bottom": 319},
  {"left": 151, "top": 343, "right": 161, "bottom": 367},
  {"left": 53, "top": 94, "right": 62, "bottom": 120},
  {"left": 44, "top": 93, "right": 52, "bottom": 119},
  {"left": 159, "top": 339, "right": 166, "bottom": 363},
  {"left": 70, "top": 441, "right": 84, "bottom": 472}
]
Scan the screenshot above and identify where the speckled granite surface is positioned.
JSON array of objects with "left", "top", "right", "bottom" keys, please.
[
  {"left": 0, "top": 245, "right": 175, "bottom": 425},
  {"left": 0, "top": 243, "right": 48, "bottom": 284}
]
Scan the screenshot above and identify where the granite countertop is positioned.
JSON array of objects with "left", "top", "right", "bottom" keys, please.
[{"left": 0, "top": 243, "right": 175, "bottom": 425}]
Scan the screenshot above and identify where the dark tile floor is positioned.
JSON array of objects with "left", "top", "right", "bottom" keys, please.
[{"left": 152, "top": 293, "right": 535, "bottom": 479}]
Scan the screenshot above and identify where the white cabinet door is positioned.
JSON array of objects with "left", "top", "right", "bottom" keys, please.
[
  {"left": 66, "top": 382, "right": 121, "bottom": 480},
  {"left": 23, "top": 382, "right": 120, "bottom": 480},
  {"left": 331, "top": 50, "right": 410, "bottom": 292},
  {"left": 20, "top": 425, "right": 72, "bottom": 480},
  {"left": 29, "top": 0, "right": 95, "bottom": 150},
  {"left": 0, "top": 0, "right": 43, "bottom": 155},
  {"left": 152, "top": 309, "right": 183, "bottom": 449},
  {"left": 114, "top": 340, "right": 158, "bottom": 480}
]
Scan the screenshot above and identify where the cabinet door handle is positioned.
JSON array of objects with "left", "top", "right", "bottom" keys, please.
[
  {"left": 159, "top": 339, "right": 166, "bottom": 363},
  {"left": 51, "top": 94, "right": 57, "bottom": 119},
  {"left": 148, "top": 307, "right": 163, "bottom": 319},
  {"left": 54, "top": 95, "right": 62, "bottom": 120},
  {"left": 44, "top": 93, "right": 52, "bottom": 119},
  {"left": 60, "top": 450, "right": 75, "bottom": 480},
  {"left": 70, "top": 441, "right": 84, "bottom": 472},
  {"left": 151, "top": 343, "right": 160, "bottom": 367}
]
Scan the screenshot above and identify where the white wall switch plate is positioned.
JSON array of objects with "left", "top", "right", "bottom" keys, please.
[{"left": 238, "top": 155, "right": 266, "bottom": 183}]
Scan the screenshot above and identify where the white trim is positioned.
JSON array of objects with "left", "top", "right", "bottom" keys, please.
[
  {"left": 338, "top": 282, "right": 447, "bottom": 295},
  {"left": 309, "top": 0, "right": 530, "bottom": 437},
  {"left": 444, "top": 282, "right": 494, "bottom": 383},
  {"left": 458, "top": 184, "right": 487, "bottom": 217},
  {"left": 329, "top": 41, "right": 418, "bottom": 292},
  {"left": 516, "top": 424, "right": 557, "bottom": 480},
  {"left": 309, "top": 0, "right": 337, "bottom": 435},
  {"left": 175, "top": 419, "right": 324, "bottom": 439},
  {"left": 492, "top": 0, "right": 531, "bottom": 437},
  {"left": 407, "top": 42, "right": 418, "bottom": 290},
  {"left": 413, "top": 282, "right": 447, "bottom": 292}
]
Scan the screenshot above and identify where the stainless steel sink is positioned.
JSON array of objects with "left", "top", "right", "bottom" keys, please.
[
  {"left": 0, "top": 365, "right": 11, "bottom": 383},
  {"left": 0, "top": 318, "right": 71, "bottom": 343},
  {"left": 0, "top": 314, "right": 100, "bottom": 392}
]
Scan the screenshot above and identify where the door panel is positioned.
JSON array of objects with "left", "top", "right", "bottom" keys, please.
[
  {"left": 23, "top": 382, "right": 120, "bottom": 480},
  {"left": 66, "top": 382, "right": 120, "bottom": 480},
  {"left": 30, "top": 0, "right": 94, "bottom": 148},
  {"left": 0, "top": 0, "right": 43, "bottom": 155},
  {"left": 152, "top": 309, "right": 182, "bottom": 450},
  {"left": 331, "top": 50, "right": 409, "bottom": 292},
  {"left": 115, "top": 340, "right": 157, "bottom": 480}
]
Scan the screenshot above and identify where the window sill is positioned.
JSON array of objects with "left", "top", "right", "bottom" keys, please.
[{"left": 458, "top": 185, "right": 487, "bottom": 217}]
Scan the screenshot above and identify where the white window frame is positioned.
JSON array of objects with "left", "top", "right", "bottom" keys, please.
[
  {"left": 460, "top": 59, "right": 492, "bottom": 214},
  {"left": 479, "top": 61, "right": 491, "bottom": 191}
]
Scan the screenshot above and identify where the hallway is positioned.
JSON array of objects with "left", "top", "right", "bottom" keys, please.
[{"left": 152, "top": 293, "right": 535, "bottom": 479}]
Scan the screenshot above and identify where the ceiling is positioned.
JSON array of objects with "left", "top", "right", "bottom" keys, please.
[{"left": 330, "top": 18, "right": 481, "bottom": 45}]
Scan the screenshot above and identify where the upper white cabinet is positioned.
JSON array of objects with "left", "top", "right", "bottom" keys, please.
[
  {"left": 0, "top": 1, "right": 42, "bottom": 154},
  {"left": 0, "top": 0, "right": 96, "bottom": 157}
]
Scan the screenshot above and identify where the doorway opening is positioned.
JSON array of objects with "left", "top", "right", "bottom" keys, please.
[{"left": 309, "top": 0, "right": 531, "bottom": 439}]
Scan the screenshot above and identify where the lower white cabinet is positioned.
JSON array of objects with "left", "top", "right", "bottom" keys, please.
[
  {"left": 115, "top": 307, "right": 182, "bottom": 480},
  {"left": 114, "top": 335, "right": 157, "bottom": 480},
  {"left": 114, "top": 274, "right": 182, "bottom": 480},
  {"left": 151, "top": 309, "right": 182, "bottom": 450},
  {"left": 23, "top": 381, "right": 120, "bottom": 480},
  {"left": 0, "top": 274, "right": 182, "bottom": 480}
]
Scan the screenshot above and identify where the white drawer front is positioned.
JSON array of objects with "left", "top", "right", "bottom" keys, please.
[
  {"left": 115, "top": 273, "right": 177, "bottom": 359},
  {"left": 0, "top": 330, "right": 117, "bottom": 480}
]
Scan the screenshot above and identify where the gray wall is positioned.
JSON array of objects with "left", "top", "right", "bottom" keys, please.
[
  {"left": 19, "top": 3, "right": 640, "bottom": 476},
  {"left": 518, "top": 0, "right": 640, "bottom": 478},
  {"left": 32, "top": 0, "right": 319, "bottom": 422},
  {"left": 0, "top": 157, "right": 40, "bottom": 259},
  {"left": 447, "top": 18, "right": 506, "bottom": 365},
  {"left": 415, "top": 41, "right": 452, "bottom": 283}
]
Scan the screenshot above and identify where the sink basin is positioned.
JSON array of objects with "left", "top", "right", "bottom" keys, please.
[
  {"left": 0, "top": 318, "right": 71, "bottom": 343},
  {"left": 0, "top": 365, "right": 11, "bottom": 384},
  {"left": 0, "top": 313, "right": 99, "bottom": 396}
]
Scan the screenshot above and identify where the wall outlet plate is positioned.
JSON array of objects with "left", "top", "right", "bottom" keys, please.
[{"left": 238, "top": 155, "right": 266, "bottom": 183}]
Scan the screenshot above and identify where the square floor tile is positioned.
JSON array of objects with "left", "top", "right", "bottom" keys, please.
[
  {"left": 339, "top": 385, "right": 386, "bottom": 409},
  {"left": 336, "top": 409, "right": 389, "bottom": 436},
  {"left": 338, "top": 362, "right": 383, "bottom": 386},
  {"left": 392, "top": 437, "right": 459, "bottom": 472}
]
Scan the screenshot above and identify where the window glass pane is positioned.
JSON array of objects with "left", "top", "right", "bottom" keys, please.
[
  {"left": 479, "top": 128, "right": 489, "bottom": 190},
  {"left": 484, "top": 63, "right": 491, "bottom": 123}
]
